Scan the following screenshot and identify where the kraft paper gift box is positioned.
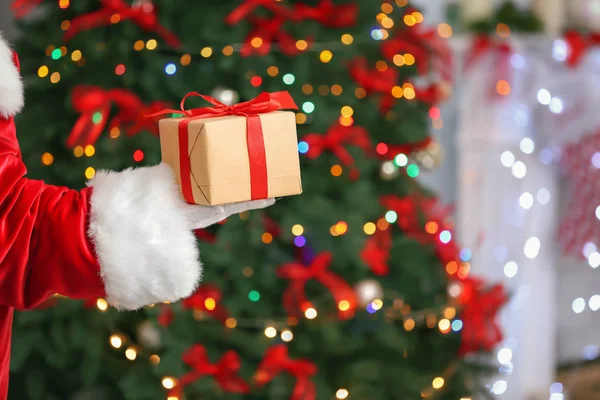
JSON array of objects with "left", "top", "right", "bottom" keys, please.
[{"left": 159, "top": 110, "right": 303, "bottom": 206}]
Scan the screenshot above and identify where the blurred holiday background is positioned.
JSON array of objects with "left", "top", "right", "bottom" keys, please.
[{"left": 3, "top": 0, "right": 600, "bottom": 399}]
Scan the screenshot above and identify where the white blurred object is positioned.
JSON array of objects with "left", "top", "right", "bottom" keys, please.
[
  {"left": 569, "top": 0, "right": 600, "bottom": 31},
  {"left": 533, "top": 0, "right": 566, "bottom": 34},
  {"left": 460, "top": 0, "right": 494, "bottom": 23}
]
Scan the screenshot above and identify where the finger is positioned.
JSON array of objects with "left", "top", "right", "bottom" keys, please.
[{"left": 223, "top": 198, "right": 275, "bottom": 215}]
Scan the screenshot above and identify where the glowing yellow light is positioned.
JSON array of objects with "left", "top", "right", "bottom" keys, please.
[
  {"left": 496, "top": 23, "right": 511, "bottom": 38},
  {"left": 381, "top": 17, "right": 394, "bottom": 29},
  {"left": 133, "top": 40, "right": 144, "bottom": 51},
  {"left": 396, "top": 0, "right": 408, "bottom": 6},
  {"left": 125, "top": 347, "right": 137, "bottom": 360},
  {"left": 381, "top": 29, "right": 390, "bottom": 40},
  {"left": 239, "top": 211, "right": 250, "bottom": 220},
  {"left": 222, "top": 45, "right": 234, "bottom": 56},
  {"left": 381, "top": 3, "right": 393, "bottom": 13},
  {"left": 331, "top": 84, "right": 343, "bottom": 96},
  {"left": 41, "top": 152, "right": 54, "bottom": 165},
  {"left": 355, "top": 88, "right": 367, "bottom": 99},
  {"left": 393, "top": 54, "right": 405, "bottom": 66},
  {"left": 50, "top": 72, "right": 61, "bottom": 84},
  {"left": 319, "top": 85, "right": 330, "bottom": 95},
  {"left": 110, "top": 127, "right": 121, "bottom": 139},
  {"left": 336, "top": 389, "right": 349, "bottom": 399},
  {"left": 404, "top": 87, "right": 416, "bottom": 100},
  {"left": 458, "top": 262, "right": 471, "bottom": 279},
  {"left": 281, "top": 330, "right": 293, "bottom": 342},
  {"left": 331, "top": 165, "right": 343, "bottom": 177},
  {"left": 338, "top": 300, "right": 351, "bottom": 311},
  {"left": 225, "top": 318, "right": 237, "bottom": 328},
  {"left": 162, "top": 377, "right": 176, "bottom": 390},
  {"left": 37, "top": 65, "right": 49, "bottom": 78},
  {"left": 167, "top": 397, "right": 178, "bottom": 400},
  {"left": 437, "top": 23, "right": 453, "bottom": 38},
  {"left": 110, "top": 13, "right": 121, "bottom": 24},
  {"left": 296, "top": 113, "right": 307, "bottom": 124},
  {"left": 438, "top": 319, "right": 451, "bottom": 332},
  {"left": 267, "top": 66, "right": 279, "bottom": 76},
  {"left": 363, "top": 222, "right": 376, "bottom": 235},
  {"left": 58, "top": 0, "right": 69, "bottom": 8},
  {"left": 341, "top": 106, "right": 354, "bottom": 117},
  {"left": 341, "top": 34, "right": 354, "bottom": 45},
  {"left": 426, "top": 315, "right": 437, "bottom": 328},
  {"left": 201, "top": 47, "right": 213, "bottom": 57},
  {"left": 262, "top": 232, "right": 273, "bottom": 244},
  {"left": 96, "top": 298, "right": 108, "bottom": 311},
  {"left": 320, "top": 50, "right": 333, "bottom": 63},
  {"left": 392, "top": 86, "right": 404, "bottom": 99},
  {"left": 61, "top": 20, "right": 71, "bottom": 30},
  {"left": 496, "top": 80, "right": 511, "bottom": 96},
  {"left": 243, "top": 266, "right": 254, "bottom": 277},
  {"left": 412, "top": 12, "right": 424, "bottom": 23},
  {"left": 204, "top": 297, "right": 216, "bottom": 311},
  {"left": 74, "top": 146, "right": 84, "bottom": 157},
  {"left": 305, "top": 307, "right": 317, "bottom": 319},
  {"left": 302, "top": 84, "right": 313, "bottom": 95},
  {"left": 432, "top": 377, "right": 445, "bottom": 389},
  {"left": 150, "top": 355, "right": 160, "bottom": 364},
  {"left": 85, "top": 145, "right": 95, "bottom": 157},
  {"left": 404, "top": 15, "right": 416, "bottom": 26},
  {"left": 403, "top": 53, "right": 415, "bottom": 66},
  {"left": 109, "top": 334, "right": 123, "bottom": 348},
  {"left": 146, "top": 39, "right": 157, "bottom": 50},
  {"left": 376, "top": 60, "right": 388, "bottom": 72},
  {"left": 425, "top": 221, "right": 439, "bottom": 234},
  {"left": 371, "top": 299, "right": 383, "bottom": 310},
  {"left": 335, "top": 221, "right": 348, "bottom": 235},
  {"left": 460, "top": 398, "right": 472, "bottom": 400},
  {"left": 296, "top": 40, "right": 308, "bottom": 50},
  {"left": 250, "top": 37, "right": 263, "bottom": 48},
  {"left": 70, "top": 50, "right": 82, "bottom": 62},
  {"left": 404, "top": 319, "right": 415, "bottom": 331},
  {"left": 446, "top": 261, "right": 458, "bottom": 275},
  {"left": 264, "top": 326, "right": 277, "bottom": 338},
  {"left": 377, "top": 218, "right": 389, "bottom": 230},
  {"left": 292, "top": 224, "right": 304, "bottom": 236},
  {"left": 180, "top": 54, "right": 192, "bottom": 66},
  {"left": 85, "top": 167, "right": 96, "bottom": 180},
  {"left": 444, "top": 307, "right": 456, "bottom": 319}
]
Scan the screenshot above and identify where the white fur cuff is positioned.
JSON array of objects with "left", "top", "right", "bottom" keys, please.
[
  {"left": 88, "top": 163, "right": 202, "bottom": 310},
  {"left": 0, "top": 34, "right": 24, "bottom": 118}
]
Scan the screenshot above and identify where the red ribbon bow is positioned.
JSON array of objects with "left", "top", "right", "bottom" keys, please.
[
  {"left": 277, "top": 252, "right": 357, "bottom": 319},
  {"left": 564, "top": 31, "right": 600, "bottom": 67},
  {"left": 68, "top": 85, "right": 168, "bottom": 148},
  {"left": 349, "top": 57, "right": 400, "bottom": 114},
  {"left": 64, "top": 0, "right": 180, "bottom": 48},
  {"left": 303, "top": 122, "right": 371, "bottom": 180},
  {"left": 10, "top": 0, "right": 42, "bottom": 19},
  {"left": 458, "top": 279, "right": 507, "bottom": 356},
  {"left": 182, "top": 284, "right": 230, "bottom": 324},
  {"left": 294, "top": 0, "right": 358, "bottom": 28},
  {"left": 169, "top": 345, "right": 250, "bottom": 397},
  {"left": 148, "top": 91, "right": 298, "bottom": 204},
  {"left": 225, "top": 0, "right": 293, "bottom": 24},
  {"left": 255, "top": 345, "right": 317, "bottom": 400},
  {"left": 360, "top": 228, "right": 391, "bottom": 276}
]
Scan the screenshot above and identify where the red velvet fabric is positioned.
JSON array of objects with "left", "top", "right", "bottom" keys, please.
[{"left": 0, "top": 115, "right": 106, "bottom": 398}]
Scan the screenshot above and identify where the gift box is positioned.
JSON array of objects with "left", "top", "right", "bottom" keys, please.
[{"left": 157, "top": 92, "right": 302, "bottom": 206}]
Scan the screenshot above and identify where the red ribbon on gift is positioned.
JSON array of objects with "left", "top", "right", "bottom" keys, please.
[
  {"left": 303, "top": 122, "right": 371, "bottom": 180},
  {"left": 255, "top": 345, "right": 317, "bottom": 400},
  {"left": 148, "top": 91, "right": 298, "bottom": 204},
  {"left": 277, "top": 252, "right": 357, "bottom": 319},
  {"left": 169, "top": 345, "right": 250, "bottom": 397},
  {"left": 68, "top": 85, "right": 168, "bottom": 147},
  {"left": 64, "top": 0, "right": 180, "bottom": 48},
  {"left": 360, "top": 228, "right": 391, "bottom": 276},
  {"left": 458, "top": 279, "right": 507, "bottom": 356},
  {"left": 182, "top": 284, "right": 230, "bottom": 324},
  {"left": 466, "top": 35, "right": 513, "bottom": 100},
  {"left": 564, "top": 31, "right": 600, "bottom": 67},
  {"left": 11, "top": 0, "right": 42, "bottom": 19},
  {"left": 349, "top": 57, "right": 399, "bottom": 114}
]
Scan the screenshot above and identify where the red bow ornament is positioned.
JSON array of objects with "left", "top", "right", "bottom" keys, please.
[
  {"left": 182, "top": 284, "right": 230, "bottom": 324},
  {"left": 277, "top": 252, "right": 357, "bottom": 319},
  {"left": 458, "top": 279, "right": 507, "bottom": 356},
  {"left": 11, "top": 0, "right": 42, "bottom": 19},
  {"left": 360, "top": 227, "right": 391, "bottom": 276},
  {"left": 225, "top": 0, "right": 293, "bottom": 25},
  {"left": 242, "top": 14, "right": 312, "bottom": 56},
  {"left": 68, "top": 85, "right": 167, "bottom": 148},
  {"left": 564, "top": 31, "right": 600, "bottom": 67},
  {"left": 255, "top": 345, "right": 317, "bottom": 400},
  {"left": 64, "top": 0, "right": 180, "bottom": 48},
  {"left": 169, "top": 345, "right": 250, "bottom": 397},
  {"left": 294, "top": 0, "right": 358, "bottom": 28},
  {"left": 349, "top": 57, "right": 399, "bottom": 114},
  {"left": 303, "top": 122, "right": 371, "bottom": 180},
  {"left": 148, "top": 91, "right": 298, "bottom": 204}
]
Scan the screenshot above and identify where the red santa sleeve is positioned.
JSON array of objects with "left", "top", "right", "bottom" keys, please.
[{"left": 0, "top": 36, "right": 201, "bottom": 310}]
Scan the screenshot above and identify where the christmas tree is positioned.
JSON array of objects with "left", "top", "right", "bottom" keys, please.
[{"left": 9, "top": 0, "right": 504, "bottom": 399}]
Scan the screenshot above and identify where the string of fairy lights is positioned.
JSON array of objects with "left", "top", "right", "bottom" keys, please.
[{"left": 32, "top": 1, "right": 478, "bottom": 399}]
